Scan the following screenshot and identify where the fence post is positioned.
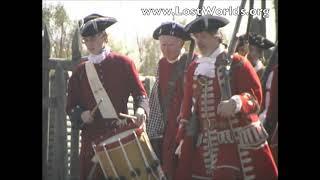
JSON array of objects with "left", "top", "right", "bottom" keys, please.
[
  {"left": 72, "top": 27, "right": 81, "bottom": 64},
  {"left": 43, "top": 22, "right": 50, "bottom": 180},
  {"left": 48, "top": 73, "right": 56, "bottom": 180},
  {"left": 70, "top": 27, "right": 81, "bottom": 180},
  {"left": 53, "top": 62, "right": 68, "bottom": 180}
]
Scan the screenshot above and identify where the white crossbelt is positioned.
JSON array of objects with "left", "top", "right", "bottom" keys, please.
[{"left": 85, "top": 61, "right": 118, "bottom": 119}]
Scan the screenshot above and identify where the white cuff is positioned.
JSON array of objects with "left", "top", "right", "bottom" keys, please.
[
  {"left": 259, "top": 110, "right": 267, "bottom": 124},
  {"left": 135, "top": 107, "right": 145, "bottom": 116},
  {"left": 175, "top": 140, "right": 184, "bottom": 157},
  {"left": 231, "top": 95, "right": 242, "bottom": 113}
]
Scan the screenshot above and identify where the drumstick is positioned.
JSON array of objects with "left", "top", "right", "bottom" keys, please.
[
  {"left": 80, "top": 98, "right": 103, "bottom": 128},
  {"left": 119, "top": 113, "right": 138, "bottom": 120},
  {"left": 90, "top": 98, "right": 103, "bottom": 117}
]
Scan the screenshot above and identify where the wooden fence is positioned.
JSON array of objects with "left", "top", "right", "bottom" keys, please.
[{"left": 42, "top": 23, "right": 154, "bottom": 180}]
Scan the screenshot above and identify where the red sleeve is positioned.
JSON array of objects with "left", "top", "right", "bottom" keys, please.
[
  {"left": 180, "top": 61, "right": 197, "bottom": 120},
  {"left": 127, "top": 59, "right": 147, "bottom": 97},
  {"left": 174, "top": 135, "right": 194, "bottom": 180},
  {"left": 231, "top": 54, "right": 263, "bottom": 115}
]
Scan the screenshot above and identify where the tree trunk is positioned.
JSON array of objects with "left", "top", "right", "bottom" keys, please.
[{"left": 59, "top": 24, "right": 64, "bottom": 58}]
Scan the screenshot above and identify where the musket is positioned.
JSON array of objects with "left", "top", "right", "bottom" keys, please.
[
  {"left": 215, "top": 0, "right": 248, "bottom": 176},
  {"left": 183, "top": 0, "right": 205, "bottom": 146},
  {"left": 245, "top": 0, "right": 254, "bottom": 40},
  {"left": 184, "top": 0, "right": 205, "bottom": 70},
  {"left": 217, "top": 0, "right": 247, "bottom": 100}
]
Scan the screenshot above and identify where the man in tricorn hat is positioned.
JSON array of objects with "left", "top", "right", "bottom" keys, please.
[
  {"left": 235, "top": 33, "right": 249, "bottom": 57},
  {"left": 259, "top": 47, "right": 278, "bottom": 167},
  {"left": 247, "top": 33, "right": 275, "bottom": 79},
  {"left": 174, "top": 15, "right": 278, "bottom": 180},
  {"left": 66, "top": 13, "right": 149, "bottom": 180},
  {"left": 147, "top": 21, "right": 197, "bottom": 180}
]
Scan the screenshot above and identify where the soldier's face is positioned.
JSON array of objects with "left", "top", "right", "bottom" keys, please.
[
  {"left": 159, "top": 35, "right": 184, "bottom": 62},
  {"left": 192, "top": 31, "right": 219, "bottom": 56},
  {"left": 82, "top": 32, "right": 106, "bottom": 55},
  {"left": 236, "top": 43, "right": 249, "bottom": 56},
  {"left": 247, "top": 45, "right": 262, "bottom": 62}
]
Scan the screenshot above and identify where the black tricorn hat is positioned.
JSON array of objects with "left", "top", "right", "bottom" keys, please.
[
  {"left": 79, "top": 13, "right": 117, "bottom": 37},
  {"left": 248, "top": 33, "right": 275, "bottom": 49},
  {"left": 153, "top": 22, "right": 192, "bottom": 41},
  {"left": 236, "top": 34, "right": 249, "bottom": 46},
  {"left": 185, "top": 15, "right": 229, "bottom": 33}
]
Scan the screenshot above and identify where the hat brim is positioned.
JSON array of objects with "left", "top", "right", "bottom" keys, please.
[
  {"left": 153, "top": 24, "right": 192, "bottom": 41},
  {"left": 80, "top": 17, "right": 117, "bottom": 37},
  {"left": 185, "top": 15, "right": 229, "bottom": 33}
]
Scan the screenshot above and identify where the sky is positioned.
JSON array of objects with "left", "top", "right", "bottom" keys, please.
[{"left": 43, "top": 0, "right": 277, "bottom": 61}]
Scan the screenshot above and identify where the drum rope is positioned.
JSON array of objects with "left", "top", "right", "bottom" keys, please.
[
  {"left": 103, "top": 145, "right": 120, "bottom": 178},
  {"left": 91, "top": 143, "right": 109, "bottom": 178},
  {"left": 118, "top": 138, "right": 140, "bottom": 180},
  {"left": 133, "top": 130, "right": 159, "bottom": 179},
  {"left": 141, "top": 132, "right": 166, "bottom": 179}
]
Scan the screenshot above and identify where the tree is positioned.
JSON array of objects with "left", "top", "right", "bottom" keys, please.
[
  {"left": 137, "top": 36, "right": 161, "bottom": 76},
  {"left": 108, "top": 36, "right": 133, "bottom": 57},
  {"left": 43, "top": 3, "right": 76, "bottom": 59}
]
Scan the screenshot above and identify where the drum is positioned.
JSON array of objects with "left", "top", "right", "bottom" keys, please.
[{"left": 92, "top": 127, "right": 166, "bottom": 180}]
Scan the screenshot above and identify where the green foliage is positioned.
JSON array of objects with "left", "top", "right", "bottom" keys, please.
[
  {"left": 108, "top": 36, "right": 133, "bottom": 57},
  {"left": 43, "top": 2, "right": 134, "bottom": 60},
  {"left": 137, "top": 37, "right": 161, "bottom": 76},
  {"left": 43, "top": 3, "right": 77, "bottom": 59}
]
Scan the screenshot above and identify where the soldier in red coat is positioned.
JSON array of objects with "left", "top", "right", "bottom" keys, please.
[
  {"left": 174, "top": 15, "right": 278, "bottom": 180},
  {"left": 66, "top": 14, "right": 149, "bottom": 180},
  {"left": 259, "top": 49, "right": 278, "bottom": 166},
  {"left": 147, "top": 21, "right": 196, "bottom": 180},
  {"left": 247, "top": 33, "right": 275, "bottom": 80},
  {"left": 235, "top": 34, "right": 249, "bottom": 57}
]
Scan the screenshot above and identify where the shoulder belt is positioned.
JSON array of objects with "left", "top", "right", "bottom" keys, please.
[{"left": 85, "top": 62, "right": 118, "bottom": 119}]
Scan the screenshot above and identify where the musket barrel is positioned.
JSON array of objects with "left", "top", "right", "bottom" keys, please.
[{"left": 227, "top": 0, "right": 247, "bottom": 58}]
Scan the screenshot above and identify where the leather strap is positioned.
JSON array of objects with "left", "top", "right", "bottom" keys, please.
[{"left": 85, "top": 61, "right": 118, "bottom": 119}]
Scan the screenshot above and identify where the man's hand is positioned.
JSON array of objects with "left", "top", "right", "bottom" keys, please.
[
  {"left": 175, "top": 140, "right": 184, "bottom": 158},
  {"left": 134, "top": 107, "right": 146, "bottom": 127},
  {"left": 81, "top": 110, "right": 94, "bottom": 124},
  {"left": 217, "top": 99, "right": 237, "bottom": 118},
  {"left": 176, "top": 118, "right": 188, "bottom": 143}
]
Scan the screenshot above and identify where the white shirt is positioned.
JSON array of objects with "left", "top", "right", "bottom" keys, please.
[
  {"left": 194, "top": 44, "right": 225, "bottom": 78},
  {"left": 88, "top": 47, "right": 111, "bottom": 64}
]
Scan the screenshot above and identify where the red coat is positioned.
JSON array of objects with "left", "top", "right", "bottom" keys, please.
[
  {"left": 158, "top": 57, "right": 185, "bottom": 179},
  {"left": 175, "top": 53, "right": 278, "bottom": 180},
  {"left": 66, "top": 52, "right": 147, "bottom": 180}
]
